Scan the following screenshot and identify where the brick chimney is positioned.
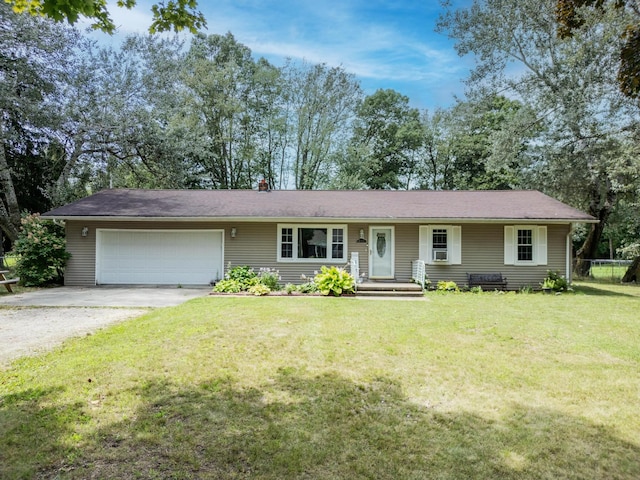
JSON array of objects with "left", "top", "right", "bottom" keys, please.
[{"left": 258, "top": 179, "right": 269, "bottom": 192}]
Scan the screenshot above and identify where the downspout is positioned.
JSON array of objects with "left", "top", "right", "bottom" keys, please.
[{"left": 566, "top": 224, "right": 575, "bottom": 283}]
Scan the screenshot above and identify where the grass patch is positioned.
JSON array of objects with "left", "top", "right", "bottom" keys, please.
[
  {"left": 586, "top": 264, "right": 630, "bottom": 282},
  {"left": 1, "top": 284, "right": 640, "bottom": 478},
  {"left": 1, "top": 255, "right": 17, "bottom": 268}
]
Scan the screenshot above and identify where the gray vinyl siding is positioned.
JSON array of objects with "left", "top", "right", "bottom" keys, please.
[
  {"left": 423, "top": 223, "right": 569, "bottom": 289},
  {"left": 65, "top": 221, "right": 98, "bottom": 286},
  {"left": 392, "top": 223, "right": 419, "bottom": 282},
  {"left": 64, "top": 220, "right": 570, "bottom": 289},
  {"left": 65, "top": 220, "right": 237, "bottom": 286}
]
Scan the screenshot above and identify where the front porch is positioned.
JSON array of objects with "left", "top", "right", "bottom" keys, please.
[{"left": 348, "top": 254, "right": 426, "bottom": 297}]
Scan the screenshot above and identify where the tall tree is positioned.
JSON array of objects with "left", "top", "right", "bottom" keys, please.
[
  {"left": 416, "top": 96, "right": 532, "bottom": 191},
  {"left": 51, "top": 38, "right": 184, "bottom": 197},
  {"left": 439, "top": 0, "right": 640, "bottom": 274},
  {"left": 342, "top": 89, "right": 422, "bottom": 190},
  {"left": 416, "top": 108, "right": 455, "bottom": 190},
  {"left": 248, "top": 58, "right": 290, "bottom": 189},
  {"left": 0, "top": 4, "right": 80, "bottom": 242},
  {"left": 445, "top": 95, "right": 529, "bottom": 190},
  {"left": 285, "top": 62, "right": 361, "bottom": 189},
  {"left": 182, "top": 32, "right": 266, "bottom": 189}
]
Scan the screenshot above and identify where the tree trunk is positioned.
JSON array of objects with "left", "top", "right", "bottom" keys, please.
[
  {"left": 0, "top": 200, "right": 19, "bottom": 241},
  {"left": 0, "top": 145, "right": 21, "bottom": 242},
  {"left": 575, "top": 222, "right": 606, "bottom": 277},
  {"left": 574, "top": 186, "right": 616, "bottom": 277},
  {"left": 621, "top": 256, "right": 640, "bottom": 283},
  {"left": 0, "top": 230, "right": 4, "bottom": 268}
]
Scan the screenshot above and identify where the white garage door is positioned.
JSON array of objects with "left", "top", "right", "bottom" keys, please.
[{"left": 96, "top": 230, "right": 223, "bottom": 285}]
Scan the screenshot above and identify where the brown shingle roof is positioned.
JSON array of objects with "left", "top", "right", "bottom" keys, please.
[{"left": 42, "top": 189, "right": 596, "bottom": 222}]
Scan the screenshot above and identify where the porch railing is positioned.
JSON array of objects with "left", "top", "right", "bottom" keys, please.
[
  {"left": 411, "top": 259, "right": 426, "bottom": 290},
  {"left": 349, "top": 252, "right": 360, "bottom": 291}
]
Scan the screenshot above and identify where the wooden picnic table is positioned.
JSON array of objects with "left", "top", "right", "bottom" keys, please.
[{"left": 0, "top": 270, "right": 19, "bottom": 293}]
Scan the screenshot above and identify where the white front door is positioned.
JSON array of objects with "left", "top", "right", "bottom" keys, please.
[{"left": 369, "top": 226, "right": 394, "bottom": 279}]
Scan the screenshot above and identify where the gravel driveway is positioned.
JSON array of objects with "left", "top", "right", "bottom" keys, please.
[
  {"left": 0, "top": 307, "right": 147, "bottom": 365},
  {"left": 0, "top": 286, "right": 208, "bottom": 365}
]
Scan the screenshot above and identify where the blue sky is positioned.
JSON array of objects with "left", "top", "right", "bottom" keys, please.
[{"left": 89, "top": 1, "right": 473, "bottom": 110}]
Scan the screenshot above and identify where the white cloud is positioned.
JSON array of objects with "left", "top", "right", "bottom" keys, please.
[
  {"left": 76, "top": 0, "right": 152, "bottom": 34},
  {"left": 204, "top": 1, "right": 466, "bottom": 90},
  {"left": 80, "top": 0, "right": 469, "bottom": 109},
  {"left": 108, "top": 5, "right": 153, "bottom": 34}
]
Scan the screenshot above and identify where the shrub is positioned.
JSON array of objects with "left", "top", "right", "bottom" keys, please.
[
  {"left": 542, "top": 270, "right": 570, "bottom": 292},
  {"left": 212, "top": 279, "right": 243, "bottom": 293},
  {"left": 297, "top": 282, "right": 319, "bottom": 294},
  {"left": 12, "top": 214, "right": 70, "bottom": 286},
  {"left": 248, "top": 284, "right": 271, "bottom": 296},
  {"left": 213, "top": 266, "right": 280, "bottom": 294},
  {"left": 469, "top": 286, "right": 483, "bottom": 294},
  {"left": 226, "top": 265, "right": 258, "bottom": 289},
  {"left": 314, "top": 266, "right": 355, "bottom": 296},
  {"left": 436, "top": 280, "right": 459, "bottom": 292},
  {"left": 258, "top": 267, "right": 281, "bottom": 291},
  {"left": 285, "top": 283, "right": 297, "bottom": 295}
]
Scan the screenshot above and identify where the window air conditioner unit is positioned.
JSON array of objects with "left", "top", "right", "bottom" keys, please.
[{"left": 433, "top": 250, "right": 448, "bottom": 262}]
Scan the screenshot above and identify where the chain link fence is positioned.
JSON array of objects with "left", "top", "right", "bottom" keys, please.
[{"left": 582, "top": 259, "right": 632, "bottom": 282}]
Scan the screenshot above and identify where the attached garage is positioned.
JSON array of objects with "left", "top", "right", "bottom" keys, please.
[{"left": 96, "top": 229, "right": 224, "bottom": 285}]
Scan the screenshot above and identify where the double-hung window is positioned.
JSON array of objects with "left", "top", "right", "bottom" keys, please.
[
  {"left": 432, "top": 229, "right": 448, "bottom": 261},
  {"left": 277, "top": 224, "right": 347, "bottom": 262},
  {"left": 517, "top": 229, "right": 533, "bottom": 262},
  {"left": 504, "top": 226, "right": 547, "bottom": 265},
  {"left": 419, "top": 225, "right": 462, "bottom": 265}
]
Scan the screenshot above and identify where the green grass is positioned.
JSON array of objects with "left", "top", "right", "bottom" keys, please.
[
  {"left": 1, "top": 283, "right": 640, "bottom": 479},
  {"left": 1, "top": 255, "right": 17, "bottom": 267},
  {"left": 588, "top": 264, "right": 629, "bottom": 281}
]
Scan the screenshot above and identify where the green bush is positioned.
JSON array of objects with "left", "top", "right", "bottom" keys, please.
[
  {"left": 212, "top": 279, "right": 243, "bottom": 293},
  {"left": 11, "top": 214, "right": 70, "bottom": 286},
  {"left": 248, "top": 284, "right": 271, "bottom": 296},
  {"left": 258, "top": 267, "right": 281, "bottom": 291},
  {"left": 314, "top": 266, "right": 355, "bottom": 296},
  {"left": 226, "top": 265, "right": 258, "bottom": 289},
  {"left": 542, "top": 270, "right": 570, "bottom": 292},
  {"left": 436, "top": 280, "right": 459, "bottom": 292},
  {"left": 214, "top": 266, "right": 280, "bottom": 294},
  {"left": 297, "top": 282, "right": 319, "bottom": 294}
]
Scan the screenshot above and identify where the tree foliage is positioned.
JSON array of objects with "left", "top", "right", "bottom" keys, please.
[
  {"left": 556, "top": 0, "right": 640, "bottom": 98},
  {"left": 12, "top": 213, "right": 70, "bottom": 286},
  {"left": 2, "top": 4, "right": 638, "bottom": 267},
  {"left": 439, "top": 0, "right": 640, "bottom": 273},
  {"left": 0, "top": 3, "right": 81, "bottom": 241},
  {"left": 182, "top": 32, "right": 268, "bottom": 189},
  {"left": 446, "top": 95, "right": 529, "bottom": 190},
  {"left": 5, "top": 0, "right": 206, "bottom": 34},
  {"left": 286, "top": 62, "right": 361, "bottom": 189},
  {"left": 345, "top": 89, "right": 422, "bottom": 190}
]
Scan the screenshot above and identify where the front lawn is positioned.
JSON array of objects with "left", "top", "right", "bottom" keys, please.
[{"left": 1, "top": 283, "right": 639, "bottom": 479}]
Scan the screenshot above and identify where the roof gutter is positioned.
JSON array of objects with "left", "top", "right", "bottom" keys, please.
[{"left": 42, "top": 215, "right": 599, "bottom": 224}]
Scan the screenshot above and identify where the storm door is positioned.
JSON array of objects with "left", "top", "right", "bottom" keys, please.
[{"left": 369, "top": 226, "right": 394, "bottom": 279}]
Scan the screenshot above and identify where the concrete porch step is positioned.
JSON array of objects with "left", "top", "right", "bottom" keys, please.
[{"left": 356, "top": 282, "right": 424, "bottom": 297}]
